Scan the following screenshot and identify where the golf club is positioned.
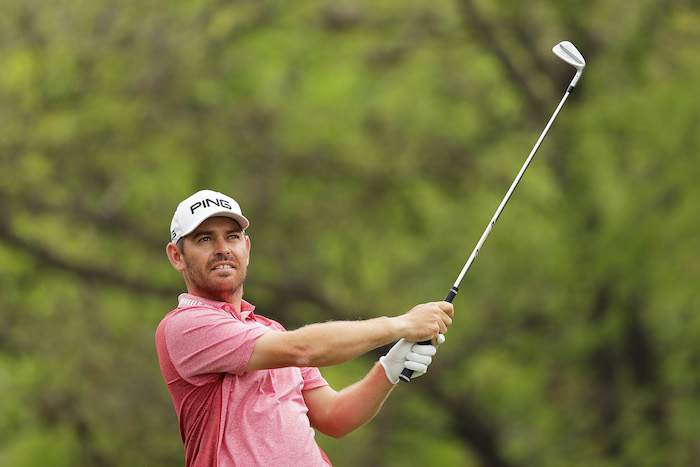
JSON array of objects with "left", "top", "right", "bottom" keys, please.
[{"left": 400, "top": 41, "right": 586, "bottom": 383}]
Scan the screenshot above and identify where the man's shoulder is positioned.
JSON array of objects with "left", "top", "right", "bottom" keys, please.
[
  {"left": 164, "top": 304, "right": 229, "bottom": 324},
  {"left": 252, "top": 313, "right": 285, "bottom": 331}
]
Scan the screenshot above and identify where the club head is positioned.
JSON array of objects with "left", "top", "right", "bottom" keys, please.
[
  {"left": 553, "top": 41, "right": 585, "bottom": 88},
  {"left": 552, "top": 41, "right": 586, "bottom": 71}
]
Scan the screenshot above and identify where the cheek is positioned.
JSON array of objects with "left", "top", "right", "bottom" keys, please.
[{"left": 183, "top": 253, "right": 204, "bottom": 274}]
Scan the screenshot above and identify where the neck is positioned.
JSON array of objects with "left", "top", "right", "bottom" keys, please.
[{"left": 186, "top": 285, "right": 244, "bottom": 310}]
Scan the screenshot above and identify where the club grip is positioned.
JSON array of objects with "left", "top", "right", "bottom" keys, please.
[
  {"left": 398, "top": 286, "right": 459, "bottom": 383},
  {"left": 444, "top": 285, "right": 459, "bottom": 303},
  {"left": 398, "top": 340, "right": 431, "bottom": 382}
]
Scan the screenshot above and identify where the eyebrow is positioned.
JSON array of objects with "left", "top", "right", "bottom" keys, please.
[{"left": 192, "top": 228, "right": 242, "bottom": 239}]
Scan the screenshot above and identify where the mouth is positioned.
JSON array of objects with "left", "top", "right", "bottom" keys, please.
[{"left": 211, "top": 263, "right": 235, "bottom": 271}]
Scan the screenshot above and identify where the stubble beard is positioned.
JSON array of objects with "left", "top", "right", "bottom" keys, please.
[{"left": 183, "top": 254, "right": 247, "bottom": 302}]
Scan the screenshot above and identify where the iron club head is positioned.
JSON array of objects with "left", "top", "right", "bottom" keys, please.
[
  {"left": 553, "top": 41, "right": 586, "bottom": 70},
  {"left": 552, "top": 41, "right": 586, "bottom": 88}
]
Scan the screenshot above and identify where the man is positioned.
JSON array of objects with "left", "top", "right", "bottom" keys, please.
[{"left": 155, "top": 189, "right": 454, "bottom": 466}]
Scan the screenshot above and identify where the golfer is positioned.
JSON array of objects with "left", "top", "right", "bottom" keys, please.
[{"left": 155, "top": 190, "right": 454, "bottom": 466}]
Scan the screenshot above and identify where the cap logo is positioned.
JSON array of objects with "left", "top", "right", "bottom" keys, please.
[
  {"left": 171, "top": 191, "right": 248, "bottom": 244},
  {"left": 190, "top": 198, "right": 232, "bottom": 214}
]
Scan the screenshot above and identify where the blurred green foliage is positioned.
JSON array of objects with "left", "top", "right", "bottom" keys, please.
[{"left": 1, "top": 0, "right": 699, "bottom": 466}]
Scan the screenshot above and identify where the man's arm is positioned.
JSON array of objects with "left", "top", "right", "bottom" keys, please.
[
  {"left": 245, "top": 301, "right": 453, "bottom": 371},
  {"left": 302, "top": 362, "right": 395, "bottom": 439}
]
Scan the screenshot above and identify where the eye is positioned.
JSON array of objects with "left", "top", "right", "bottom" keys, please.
[{"left": 198, "top": 236, "right": 212, "bottom": 243}]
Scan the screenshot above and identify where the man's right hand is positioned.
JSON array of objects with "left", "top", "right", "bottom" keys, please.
[{"left": 394, "top": 301, "right": 454, "bottom": 343}]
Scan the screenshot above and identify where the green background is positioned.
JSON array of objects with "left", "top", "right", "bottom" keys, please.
[{"left": 1, "top": 0, "right": 699, "bottom": 465}]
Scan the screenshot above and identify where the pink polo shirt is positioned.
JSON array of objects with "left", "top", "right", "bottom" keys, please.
[{"left": 155, "top": 294, "right": 331, "bottom": 466}]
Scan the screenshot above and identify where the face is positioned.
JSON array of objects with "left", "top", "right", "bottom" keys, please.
[{"left": 167, "top": 216, "right": 251, "bottom": 303}]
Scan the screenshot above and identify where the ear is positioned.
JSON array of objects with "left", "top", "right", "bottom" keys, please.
[
  {"left": 166, "top": 242, "right": 186, "bottom": 272},
  {"left": 245, "top": 235, "right": 251, "bottom": 266}
]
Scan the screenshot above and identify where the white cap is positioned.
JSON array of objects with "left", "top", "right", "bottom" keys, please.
[{"left": 170, "top": 190, "right": 250, "bottom": 244}]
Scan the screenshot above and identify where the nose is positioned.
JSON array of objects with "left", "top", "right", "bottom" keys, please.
[{"left": 212, "top": 236, "right": 233, "bottom": 256}]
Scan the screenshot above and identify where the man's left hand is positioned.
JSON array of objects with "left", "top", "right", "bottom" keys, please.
[{"left": 379, "top": 339, "right": 440, "bottom": 384}]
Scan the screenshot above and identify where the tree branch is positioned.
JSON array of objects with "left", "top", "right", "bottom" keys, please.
[
  {"left": 0, "top": 214, "right": 179, "bottom": 298},
  {"left": 421, "top": 370, "right": 515, "bottom": 467},
  {"left": 456, "top": 0, "right": 548, "bottom": 118}
]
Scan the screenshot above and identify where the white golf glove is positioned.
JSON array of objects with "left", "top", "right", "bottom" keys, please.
[{"left": 379, "top": 336, "right": 443, "bottom": 384}]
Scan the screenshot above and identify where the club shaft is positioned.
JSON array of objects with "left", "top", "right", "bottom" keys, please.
[
  {"left": 399, "top": 69, "right": 582, "bottom": 384},
  {"left": 398, "top": 89, "right": 573, "bottom": 384},
  {"left": 450, "top": 87, "right": 574, "bottom": 294}
]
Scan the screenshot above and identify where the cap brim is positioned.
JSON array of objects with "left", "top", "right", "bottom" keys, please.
[{"left": 178, "top": 211, "right": 250, "bottom": 241}]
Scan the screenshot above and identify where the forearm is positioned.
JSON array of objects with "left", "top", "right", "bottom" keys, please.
[
  {"left": 247, "top": 301, "right": 453, "bottom": 372},
  {"left": 290, "top": 317, "right": 404, "bottom": 368},
  {"left": 316, "top": 363, "right": 395, "bottom": 439},
  {"left": 247, "top": 316, "right": 406, "bottom": 371}
]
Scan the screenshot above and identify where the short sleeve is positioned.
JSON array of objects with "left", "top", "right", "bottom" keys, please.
[
  {"left": 164, "top": 307, "right": 270, "bottom": 385},
  {"left": 300, "top": 366, "right": 329, "bottom": 391}
]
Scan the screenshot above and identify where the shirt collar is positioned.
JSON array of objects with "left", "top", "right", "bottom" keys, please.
[{"left": 177, "top": 293, "right": 256, "bottom": 320}]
